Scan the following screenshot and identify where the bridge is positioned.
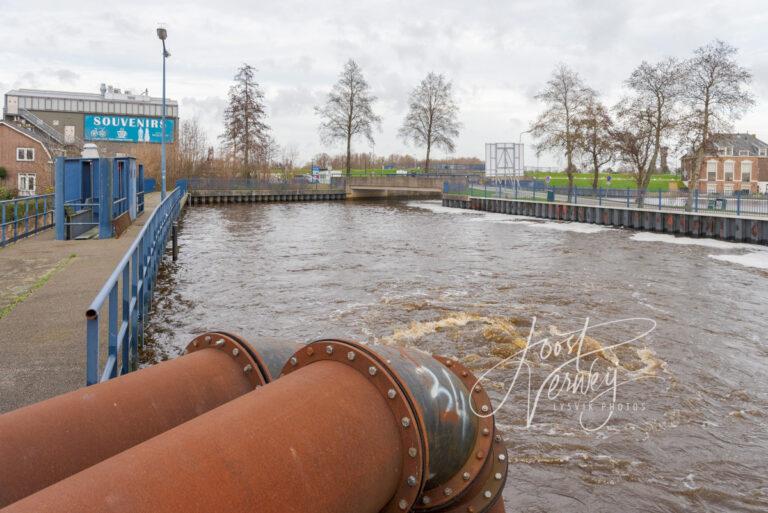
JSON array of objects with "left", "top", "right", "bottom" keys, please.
[{"left": 346, "top": 175, "right": 445, "bottom": 198}]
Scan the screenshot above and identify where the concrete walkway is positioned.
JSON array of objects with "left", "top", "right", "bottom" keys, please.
[{"left": 0, "top": 193, "right": 163, "bottom": 413}]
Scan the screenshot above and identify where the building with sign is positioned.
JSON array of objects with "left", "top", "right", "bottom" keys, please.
[{"left": 2, "top": 85, "right": 178, "bottom": 159}]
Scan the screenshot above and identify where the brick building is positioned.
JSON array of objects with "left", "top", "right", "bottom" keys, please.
[
  {"left": 682, "top": 133, "right": 768, "bottom": 194},
  {"left": 0, "top": 122, "right": 53, "bottom": 196}
]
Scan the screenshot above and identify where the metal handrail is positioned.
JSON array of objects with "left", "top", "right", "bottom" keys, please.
[
  {"left": 0, "top": 193, "right": 55, "bottom": 247},
  {"left": 85, "top": 187, "right": 184, "bottom": 384}
]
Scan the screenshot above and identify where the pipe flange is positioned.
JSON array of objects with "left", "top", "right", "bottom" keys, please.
[
  {"left": 185, "top": 332, "right": 268, "bottom": 389},
  {"left": 414, "top": 355, "right": 496, "bottom": 510},
  {"left": 208, "top": 331, "right": 278, "bottom": 382},
  {"left": 281, "top": 339, "right": 428, "bottom": 513},
  {"left": 438, "top": 430, "right": 508, "bottom": 513}
]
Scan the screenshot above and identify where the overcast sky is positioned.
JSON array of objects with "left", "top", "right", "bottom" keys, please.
[{"left": 2, "top": 0, "right": 767, "bottom": 166}]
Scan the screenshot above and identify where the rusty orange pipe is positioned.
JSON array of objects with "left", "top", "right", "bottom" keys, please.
[
  {"left": 1, "top": 361, "right": 404, "bottom": 513},
  {"left": 0, "top": 333, "right": 274, "bottom": 508}
]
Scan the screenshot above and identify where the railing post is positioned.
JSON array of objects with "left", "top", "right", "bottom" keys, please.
[
  {"left": 86, "top": 316, "right": 99, "bottom": 386},
  {"left": 737, "top": 193, "right": 741, "bottom": 216},
  {"left": 130, "top": 249, "right": 139, "bottom": 370},
  {"left": 626, "top": 188, "right": 630, "bottom": 208},
  {"left": 658, "top": 190, "right": 662, "bottom": 211},
  {"left": 121, "top": 265, "right": 130, "bottom": 375},
  {"left": 694, "top": 188, "right": 699, "bottom": 213},
  {"left": 599, "top": 187, "right": 603, "bottom": 206},
  {"left": 13, "top": 201, "right": 18, "bottom": 241}
]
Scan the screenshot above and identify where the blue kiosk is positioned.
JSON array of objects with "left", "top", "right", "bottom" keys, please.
[{"left": 54, "top": 155, "right": 145, "bottom": 240}]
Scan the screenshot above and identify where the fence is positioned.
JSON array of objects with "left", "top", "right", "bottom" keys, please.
[
  {"left": 445, "top": 179, "right": 768, "bottom": 217},
  {"left": 187, "top": 177, "right": 347, "bottom": 191},
  {"left": 85, "top": 186, "right": 185, "bottom": 385},
  {"left": 0, "top": 194, "right": 55, "bottom": 247}
]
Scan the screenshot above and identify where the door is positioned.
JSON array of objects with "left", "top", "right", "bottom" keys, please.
[{"left": 128, "top": 160, "right": 137, "bottom": 220}]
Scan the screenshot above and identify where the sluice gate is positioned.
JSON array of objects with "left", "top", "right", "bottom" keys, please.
[{"left": 0, "top": 334, "right": 508, "bottom": 513}]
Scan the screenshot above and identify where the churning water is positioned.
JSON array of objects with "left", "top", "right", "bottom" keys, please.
[{"left": 147, "top": 200, "right": 768, "bottom": 512}]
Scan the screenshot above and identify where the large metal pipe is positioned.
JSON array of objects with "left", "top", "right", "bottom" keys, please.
[
  {"left": 0, "top": 332, "right": 291, "bottom": 508},
  {"left": 2, "top": 361, "right": 404, "bottom": 513},
  {"left": 2, "top": 339, "right": 507, "bottom": 513}
]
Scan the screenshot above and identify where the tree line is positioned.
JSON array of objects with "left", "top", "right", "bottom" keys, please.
[
  {"left": 531, "top": 40, "right": 754, "bottom": 208},
  {"left": 218, "top": 60, "right": 463, "bottom": 177}
]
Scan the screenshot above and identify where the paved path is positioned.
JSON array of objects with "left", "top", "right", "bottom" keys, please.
[{"left": 0, "top": 193, "right": 162, "bottom": 413}]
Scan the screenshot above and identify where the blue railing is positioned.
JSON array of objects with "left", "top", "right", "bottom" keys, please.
[
  {"left": 85, "top": 186, "right": 185, "bottom": 385},
  {"left": 1, "top": 194, "right": 55, "bottom": 247},
  {"left": 447, "top": 179, "right": 768, "bottom": 217}
]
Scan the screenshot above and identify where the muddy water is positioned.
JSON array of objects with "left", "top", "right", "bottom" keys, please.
[{"left": 147, "top": 200, "right": 768, "bottom": 513}]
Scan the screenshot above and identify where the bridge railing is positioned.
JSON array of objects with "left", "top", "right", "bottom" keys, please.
[
  {"left": 85, "top": 186, "right": 184, "bottom": 385},
  {"left": 0, "top": 194, "right": 55, "bottom": 247},
  {"left": 454, "top": 179, "right": 768, "bottom": 217}
]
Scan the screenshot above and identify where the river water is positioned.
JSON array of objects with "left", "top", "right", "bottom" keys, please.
[{"left": 146, "top": 200, "right": 768, "bottom": 513}]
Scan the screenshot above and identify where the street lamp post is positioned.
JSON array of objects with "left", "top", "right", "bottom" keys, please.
[{"left": 157, "top": 27, "right": 170, "bottom": 200}]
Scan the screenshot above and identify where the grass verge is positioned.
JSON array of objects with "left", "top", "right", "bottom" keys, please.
[{"left": 0, "top": 254, "right": 76, "bottom": 321}]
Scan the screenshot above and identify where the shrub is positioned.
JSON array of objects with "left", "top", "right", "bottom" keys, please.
[{"left": 0, "top": 167, "right": 7, "bottom": 180}]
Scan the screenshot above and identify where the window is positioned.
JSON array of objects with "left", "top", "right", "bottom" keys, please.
[
  {"left": 726, "top": 147, "right": 734, "bottom": 156},
  {"left": 16, "top": 148, "right": 35, "bottom": 161},
  {"left": 724, "top": 160, "right": 734, "bottom": 181},
  {"left": 717, "top": 148, "right": 726, "bottom": 156},
  {"left": 707, "top": 160, "right": 717, "bottom": 181},
  {"left": 724, "top": 183, "right": 733, "bottom": 194},
  {"left": 18, "top": 173, "right": 36, "bottom": 195},
  {"left": 707, "top": 182, "right": 717, "bottom": 193},
  {"left": 741, "top": 161, "right": 752, "bottom": 182},
  {"left": 760, "top": 148, "right": 767, "bottom": 157},
  {"left": 739, "top": 150, "right": 750, "bottom": 156}
]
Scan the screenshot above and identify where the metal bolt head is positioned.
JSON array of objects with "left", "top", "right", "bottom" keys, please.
[
  {"left": 214, "top": 339, "right": 225, "bottom": 347},
  {"left": 193, "top": 341, "right": 198, "bottom": 347},
  {"left": 398, "top": 499, "right": 408, "bottom": 510},
  {"left": 387, "top": 388, "right": 397, "bottom": 399},
  {"left": 462, "top": 472, "right": 471, "bottom": 481},
  {"left": 474, "top": 386, "right": 482, "bottom": 393},
  {"left": 347, "top": 351, "right": 356, "bottom": 361},
  {"left": 243, "top": 364, "right": 253, "bottom": 373},
  {"left": 482, "top": 427, "right": 490, "bottom": 436},
  {"left": 232, "top": 348, "right": 239, "bottom": 356},
  {"left": 446, "top": 359, "right": 454, "bottom": 367},
  {"left": 498, "top": 454, "right": 506, "bottom": 462},
  {"left": 422, "top": 496, "right": 431, "bottom": 505},
  {"left": 476, "top": 450, "right": 485, "bottom": 460},
  {"left": 494, "top": 472, "right": 502, "bottom": 480},
  {"left": 484, "top": 490, "right": 492, "bottom": 499},
  {"left": 325, "top": 345, "right": 334, "bottom": 355},
  {"left": 401, "top": 417, "right": 411, "bottom": 428},
  {"left": 407, "top": 475, "right": 417, "bottom": 487},
  {"left": 290, "top": 356, "right": 298, "bottom": 366},
  {"left": 494, "top": 434, "right": 502, "bottom": 443},
  {"left": 368, "top": 366, "right": 378, "bottom": 376},
  {"left": 461, "top": 370, "right": 468, "bottom": 377},
  {"left": 204, "top": 335, "right": 211, "bottom": 343},
  {"left": 306, "top": 347, "right": 314, "bottom": 356},
  {"left": 408, "top": 447, "right": 417, "bottom": 458},
  {"left": 481, "top": 404, "right": 490, "bottom": 413},
  {"left": 444, "top": 487, "right": 453, "bottom": 496}
]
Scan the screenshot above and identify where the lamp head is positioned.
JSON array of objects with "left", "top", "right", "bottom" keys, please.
[{"left": 156, "top": 27, "right": 167, "bottom": 41}]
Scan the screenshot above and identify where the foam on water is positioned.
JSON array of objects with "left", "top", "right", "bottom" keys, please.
[
  {"left": 709, "top": 252, "right": 768, "bottom": 270},
  {"left": 407, "top": 200, "right": 608, "bottom": 234},
  {"left": 629, "top": 232, "right": 768, "bottom": 270}
]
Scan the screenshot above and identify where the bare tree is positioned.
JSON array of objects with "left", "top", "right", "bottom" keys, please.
[
  {"left": 612, "top": 107, "right": 656, "bottom": 205},
  {"left": 398, "top": 72, "right": 461, "bottom": 173},
  {"left": 316, "top": 59, "right": 381, "bottom": 176},
  {"left": 625, "top": 58, "right": 684, "bottom": 176},
  {"left": 575, "top": 97, "right": 613, "bottom": 190},
  {"left": 680, "top": 40, "right": 754, "bottom": 210},
  {"left": 178, "top": 117, "right": 208, "bottom": 178},
  {"left": 530, "top": 65, "right": 594, "bottom": 198},
  {"left": 220, "top": 63, "right": 270, "bottom": 174}
]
